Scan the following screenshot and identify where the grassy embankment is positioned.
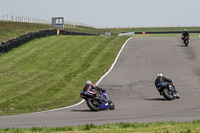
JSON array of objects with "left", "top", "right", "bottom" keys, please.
[
  {"left": 0, "top": 21, "right": 106, "bottom": 42},
  {"left": 0, "top": 21, "right": 54, "bottom": 42},
  {"left": 0, "top": 21, "right": 125, "bottom": 115},
  {"left": 0, "top": 35, "right": 129, "bottom": 115},
  {"left": 1, "top": 120, "right": 200, "bottom": 133}
]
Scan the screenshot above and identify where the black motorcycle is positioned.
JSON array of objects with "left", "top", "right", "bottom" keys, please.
[
  {"left": 183, "top": 36, "right": 190, "bottom": 46},
  {"left": 158, "top": 82, "right": 180, "bottom": 100}
]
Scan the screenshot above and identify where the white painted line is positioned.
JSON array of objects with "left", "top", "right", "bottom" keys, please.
[
  {"left": 95, "top": 37, "right": 133, "bottom": 86},
  {"left": 34, "top": 37, "right": 132, "bottom": 114},
  {"left": 33, "top": 99, "right": 85, "bottom": 114}
]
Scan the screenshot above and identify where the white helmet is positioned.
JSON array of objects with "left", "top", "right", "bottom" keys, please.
[
  {"left": 157, "top": 73, "right": 163, "bottom": 77},
  {"left": 86, "top": 81, "right": 92, "bottom": 85},
  {"left": 183, "top": 29, "right": 187, "bottom": 31}
]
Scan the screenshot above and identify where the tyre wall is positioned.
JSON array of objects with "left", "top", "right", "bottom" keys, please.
[{"left": 0, "top": 29, "right": 98, "bottom": 53}]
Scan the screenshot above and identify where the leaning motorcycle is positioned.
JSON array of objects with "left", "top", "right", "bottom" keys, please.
[
  {"left": 80, "top": 90, "right": 115, "bottom": 111},
  {"left": 183, "top": 36, "right": 190, "bottom": 46},
  {"left": 158, "top": 82, "right": 180, "bottom": 100}
]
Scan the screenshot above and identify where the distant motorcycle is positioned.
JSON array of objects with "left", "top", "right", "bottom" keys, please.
[
  {"left": 182, "top": 36, "right": 190, "bottom": 46},
  {"left": 158, "top": 82, "right": 180, "bottom": 100},
  {"left": 80, "top": 90, "right": 115, "bottom": 111}
]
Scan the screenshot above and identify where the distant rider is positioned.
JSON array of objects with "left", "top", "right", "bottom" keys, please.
[
  {"left": 155, "top": 73, "right": 173, "bottom": 95},
  {"left": 182, "top": 29, "right": 189, "bottom": 40},
  {"left": 83, "top": 81, "right": 106, "bottom": 102}
]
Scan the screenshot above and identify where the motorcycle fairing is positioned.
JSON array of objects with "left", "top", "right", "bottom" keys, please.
[{"left": 100, "top": 91, "right": 109, "bottom": 109}]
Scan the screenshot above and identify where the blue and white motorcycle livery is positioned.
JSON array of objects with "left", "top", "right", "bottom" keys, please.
[
  {"left": 158, "top": 82, "right": 180, "bottom": 100},
  {"left": 80, "top": 90, "right": 115, "bottom": 111}
]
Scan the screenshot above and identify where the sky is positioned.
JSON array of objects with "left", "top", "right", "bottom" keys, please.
[{"left": 1, "top": 0, "right": 200, "bottom": 28}]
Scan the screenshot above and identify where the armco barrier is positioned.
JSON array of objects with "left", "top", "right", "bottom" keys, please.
[
  {"left": 0, "top": 29, "right": 98, "bottom": 53},
  {"left": 134, "top": 31, "right": 200, "bottom": 34}
]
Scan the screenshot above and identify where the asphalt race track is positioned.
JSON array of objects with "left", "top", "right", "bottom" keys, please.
[{"left": 0, "top": 37, "right": 200, "bottom": 128}]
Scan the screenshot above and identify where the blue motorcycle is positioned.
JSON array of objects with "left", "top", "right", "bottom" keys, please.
[
  {"left": 158, "top": 82, "right": 180, "bottom": 100},
  {"left": 80, "top": 90, "right": 115, "bottom": 111}
]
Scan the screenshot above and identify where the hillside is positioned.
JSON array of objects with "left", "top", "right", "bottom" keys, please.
[
  {"left": 0, "top": 35, "right": 129, "bottom": 115},
  {"left": 0, "top": 21, "right": 55, "bottom": 42},
  {"left": 0, "top": 21, "right": 106, "bottom": 42}
]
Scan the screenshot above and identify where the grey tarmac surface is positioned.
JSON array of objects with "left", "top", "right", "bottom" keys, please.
[{"left": 0, "top": 37, "right": 200, "bottom": 129}]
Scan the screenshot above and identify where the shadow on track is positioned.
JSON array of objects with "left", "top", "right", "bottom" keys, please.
[
  {"left": 71, "top": 109, "right": 92, "bottom": 112},
  {"left": 176, "top": 45, "right": 187, "bottom": 48},
  {"left": 143, "top": 98, "right": 167, "bottom": 101},
  {"left": 71, "top": 109, "right": 111, "bottom": 112}
]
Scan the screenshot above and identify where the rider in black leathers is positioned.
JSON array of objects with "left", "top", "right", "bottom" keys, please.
[
  {"left": 155, "top": 73, "right": 173, "bottom": 95},
  {"left": 181, "top": 29, "right": 189, "bottom": 40},
  {"left": 83, "top": 81, "right": 105, "bottom": 93},
  {"left": 83, "top": 81, "right": 106, "bottom": 102}
]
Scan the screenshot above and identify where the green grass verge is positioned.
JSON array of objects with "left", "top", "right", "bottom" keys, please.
[
  {"left": 0, "top": 120, "right": 200, "bottom": 133},
  {"left": 0, "top": 35, "right": 129, "bottom": 115}
]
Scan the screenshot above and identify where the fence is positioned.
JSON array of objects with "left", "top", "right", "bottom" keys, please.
[
  {"left": 0, "top": 14, "right": 50, "bottom": 24},
  {"left": 0, "top": 14, "right": 94, "bottom": 29}
]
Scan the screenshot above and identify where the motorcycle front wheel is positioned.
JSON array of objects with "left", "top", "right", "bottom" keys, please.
[
  {"left": 162, "top": 88, "right": 174, "bottom": 100},
  {"left": 176, "top": 92, "right": 180, "bottom": 99},
  {"left": 86, "top": 98, "right": 101, "bottom": 111},
  {"left": 108, "top": 99, "right": 115, "bottom": 110}
]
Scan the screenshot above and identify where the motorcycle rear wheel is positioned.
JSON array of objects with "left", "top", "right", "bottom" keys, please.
[
  {"left": 184, "top": 40, "right": 188, "bottom": 46},
  {"left": 86, "top": 98, "right": 101, "bottom": 111},
  {"left": 163, "top": 88, "right": 174, "bottom": 100}
]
